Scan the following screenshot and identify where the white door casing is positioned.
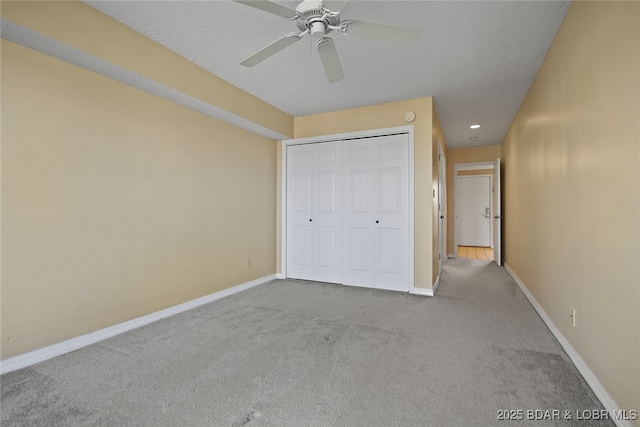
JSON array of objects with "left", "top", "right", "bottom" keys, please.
[
  {"left": 437, "top": 143, "right": 446, "bottom": 274},
  {"left": 493, "top": 158, "right": 502, "bottom": 266},
  {"left": 457, "top": 175, "right": 491, "bottom": 247}
]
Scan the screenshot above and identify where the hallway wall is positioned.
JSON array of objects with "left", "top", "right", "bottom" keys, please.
[{"left": 502, "top": 1, "right": 640, "bottom": 419}]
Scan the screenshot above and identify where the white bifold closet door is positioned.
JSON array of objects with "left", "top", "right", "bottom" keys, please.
[
  {"left": 342, "top": 134, "right": 410, "bottom": 291},
  {"left": 286, "top": 142, "right": 342, "bottom": 283}
]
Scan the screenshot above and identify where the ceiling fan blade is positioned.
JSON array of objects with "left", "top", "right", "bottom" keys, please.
[
  {"left": 317, "top": 38, "right": 344, "bottom": 83},
  {"left": 241, "top": 34, "right": 300, "bottom": 67},
  {"left": 343, "top": 20, "right": 422, "bottom": 43},
  {"left": 322, "top": 0, "right": 350, "bottom": 13},
  {"left": 233, "top": 0, "right": 298, "bottom": 19}
]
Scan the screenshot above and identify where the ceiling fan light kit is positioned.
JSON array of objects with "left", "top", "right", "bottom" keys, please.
[{"left": 234, "top": 0, "right": 422, "bottom": 83}]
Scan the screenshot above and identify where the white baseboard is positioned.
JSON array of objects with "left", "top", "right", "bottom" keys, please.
[
  {"left": 0, "top": 274, "right": 276, "bottom": 375},
  {"left": 504, "top": 263, "right": 632, "bottom": 427},
  {"left": 432, "top": 275, "right": 441, "bottom": 295},
  {"left": 276, "top": 273, "right": 286, "bottom": 279},
  {"left": 410, "top": 287, "right": 434, "bottom": 296}
]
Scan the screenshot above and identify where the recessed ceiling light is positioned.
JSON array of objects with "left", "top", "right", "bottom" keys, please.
[
  {"left": 470, "top": 137, "right": 479, "bottom": 141},
  {"left": 470, "top": 124, "right": 481, "bottom": 129}
]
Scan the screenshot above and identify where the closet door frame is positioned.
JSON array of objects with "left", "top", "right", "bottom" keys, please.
[{"left": 281, "top": 125, "right": 415, "bottom": 292}]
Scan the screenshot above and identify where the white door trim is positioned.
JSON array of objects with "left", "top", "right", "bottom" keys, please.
[
  {"left": 437, "top": 141, "right": 446, "bottom": 276},
  {"left": 453, "top": 161, "right": 495, "bottom": 253},
  {"left": 493, "top": 158, "right": 502, "bottom": 266},
  {"left": 281, "top": 125, "right": 415, "bottom": 292}
]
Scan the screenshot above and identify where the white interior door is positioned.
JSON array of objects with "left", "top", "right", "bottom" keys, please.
[
  {"left": 493, "top": 158, "right": 502, "bottom": 266},
  {"left": 457, "top": 175, "right": 491, "bottom": 247},
  {"left": 286, "top": 142, "right": 342, "bottom": 283},
  {"left": 343, "top": 134, "right": 409, "bottom": 291}
]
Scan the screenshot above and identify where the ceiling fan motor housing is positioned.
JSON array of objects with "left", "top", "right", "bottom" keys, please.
[
  {"left": 234, "top": 0, "right": 422, "bottom": 83},
  {"left": 296, "top": 0, "right": 340, "bottom": 37}
]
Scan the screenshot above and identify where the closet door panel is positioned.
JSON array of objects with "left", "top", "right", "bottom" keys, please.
[
  {"left": 377, "top": 228, "right": 400, "bottom": 273},
  {"left": 286, "top": 145, "right": 315, "bottom": 281},
  {"left": 316, "top": 172, "right": 336, "bottom": 213},
  {"left": 342, "top": 140, "right": 375, "bottom": 287},
  {"left": 313, "top": 142, "right": 342, "bottom": 283},
  {"left": 316, "top": 227, "right": 336, "bottom": 267},
  {"left": 292, "top": 226, "right": 312, "bottom": 267},
  {"left": 378, "top": 168, "right": 401, "bottom": 213},
  {"left": 286, "top": 142, "right": 342, "bottom": 283},
  {"left": 374, "top": 134, "right": 409, "bottom": 291}
]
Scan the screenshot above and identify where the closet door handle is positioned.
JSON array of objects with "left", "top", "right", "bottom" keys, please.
[
  {"left": 376, "top": 220, "right": 379, "bottom": 224},
  {"left": 309, "top": 219, "right": 313, "bottom": 222}
]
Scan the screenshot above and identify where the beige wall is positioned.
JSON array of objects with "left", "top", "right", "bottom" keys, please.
[
  {"left": 446, "top": 145, "right": 501, "bottom": 254},
  {"left": 0, "top": 0, "right": 441, "bottom": 360},
  {"left": 502, "top": 1, "right": 639, "bottom": 420},
  {"left": 1, "top": 1, "right": 293, "bottom": 139},
  {"left": 293, "top": 97, "right": 436, "bottom": 290},
  {"left": 1, "top": 40, "right": 278, "bottom": 359}
]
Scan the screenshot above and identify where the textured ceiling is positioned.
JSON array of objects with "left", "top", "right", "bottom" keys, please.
[{"left": 84, "top": 0, "right": 570, "bottom": 148}]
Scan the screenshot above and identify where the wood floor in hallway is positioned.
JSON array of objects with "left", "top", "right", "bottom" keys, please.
[{"left": 457, "top": 245, "right": 494, "bottom": 260}]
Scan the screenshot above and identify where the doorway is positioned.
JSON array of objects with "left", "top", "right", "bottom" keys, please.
[{"left": 453, "top": 161, "right": 502, "bottom": 265}]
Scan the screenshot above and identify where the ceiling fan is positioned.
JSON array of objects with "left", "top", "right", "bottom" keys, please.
[{"left": 233, "top": 0, "right": 422, "bottom": 83}]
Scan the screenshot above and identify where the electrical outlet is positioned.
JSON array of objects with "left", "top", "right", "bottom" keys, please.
[
  {"left": 570, "top": 307, "right": 576, "bottom": 327},
  {"left": 246, "top": 257, "right": 252, "bottom": 267}
]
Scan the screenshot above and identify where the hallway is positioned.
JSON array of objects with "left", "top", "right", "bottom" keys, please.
[{"left": 457, "top": 245, "right": 494, "bottom": 260}]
